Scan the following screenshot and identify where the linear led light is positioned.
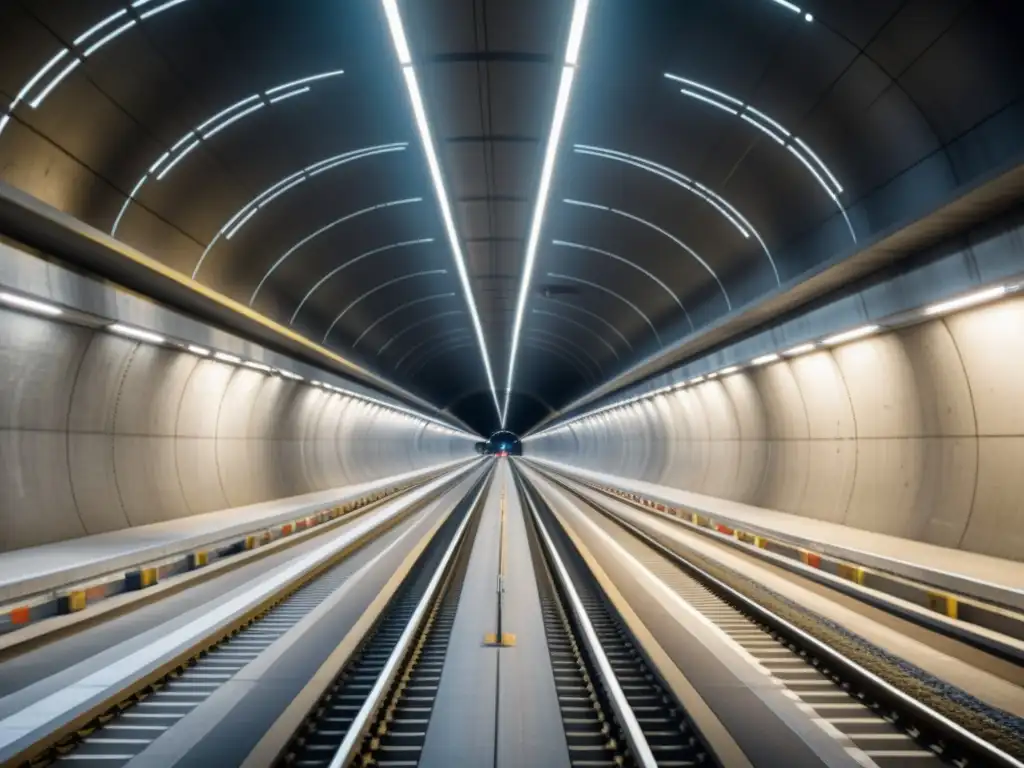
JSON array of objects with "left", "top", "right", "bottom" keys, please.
[
  {"left": 923, "top": 285, "right": 1007, "bottom": 316},
  {"left": 213, "top": 351, "right": 242, "bottom": 364},
  {"left": 83, "top": 20, "right": 137, "bottom": 57},
  {"left": 138, "top": 0, "right": 190, "bottom": 20},
  {"left": 75, "top": 10, "right": 129, "bottom": 46},
  {"left": 784, "top": 342, "right": 816, "bottom": 356},
  {"left": 0, "top": 292, "right": 63, "bottom": 316},
  {"left": 269, "top": 86, "right": 310, "bottom": 104},
  {"left": 380, "top": 1, "right": 500, "bottom": 423},
  {"left": 156, "top": 139, "right": 199, "bottom": 180},
  {"left": 821, "top": 324, "right": 879, "bottom": 346},
  {"left": 279, "top": 370, "right": 303, "bottom": 381},
  {"left": 751, "top": 353, "right": 779, "bottom": 366},
  {"left": 740, "top": 113, "right": 785, "bottom": 145},
  {"left": 186, "top": 344, "right": 211, "bottom": 356},
  {"left": 243, "top": 360, "right": 273, "bottom": 373},
  {"left": 266, "top": 70, "right": 345, "bottom": 94},
  {"left": 502, "top": 0, "right": 591, "bottom": 429},
  {"left": 690, "top": 376, "right": 705, "bottom": 384},
  {"left": 29, "top": 59, "right": 81, "bottom": 109},
  {"left": 109, "top": 323, "right": 166, "bottom": 344},
  {"left": 203, "top": 102, "right": 264, "bottom": 140},
  {"left": 197, "top": 95, "right": 261, "bottom": 134},
  {"left": 719, "top": 365, "right": 742, "bottom": 375},
  {"left": 664, "top": 74, "right": 743, "bottom": 106},
  {"left": 680, "top": 88, "right": 738, "bottom": 115}
]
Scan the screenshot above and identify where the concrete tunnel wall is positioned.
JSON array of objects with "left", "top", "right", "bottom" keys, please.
[
  {"left": 528, "top": 294, "right": 1024, "bottom": 563},
  {"left": 0, "top": 307, "right": 475, "bottom": 553}
]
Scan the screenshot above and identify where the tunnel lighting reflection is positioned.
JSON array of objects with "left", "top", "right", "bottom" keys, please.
[
  {"left": 821, "top": 325, "right": 880, "bottom": 346},
  {"left": 0, "top": 292, "right": 63, "bottom": 317},
  {"left": 751, "top": 353, "right": 779, "bottom": 366},
  {"left": 186, "top": 344, "right": 211, "bottom": 356},
  {"left": 380, "top": 0, "right": 500, "bottom": 425},
  {"left": 783, "top": 342, "right": 817, "bottom": 357},
  {"left": 213, "top": 352, "right": 242, "bottom": 364},
  {"left": 109, "top": 324, "right": 166, "bottom": 344},
  {"left": 923, "top": 285, "right": 1007, "bottom": 316}
]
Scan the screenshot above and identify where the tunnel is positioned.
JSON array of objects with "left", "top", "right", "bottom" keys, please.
[{"left": 1, "top": 1, "right": 1023, "bottom": 766}]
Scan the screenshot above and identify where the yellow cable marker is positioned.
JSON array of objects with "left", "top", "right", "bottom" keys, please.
[{"left": 485, "top": 483, "right": 516, "bottom": 647}]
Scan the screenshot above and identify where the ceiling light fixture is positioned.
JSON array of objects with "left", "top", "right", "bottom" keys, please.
[
  {"left": 821, "top": 324, "right": 879, "bottom": 346},
  {"left": 784, "top": 342, "right": 816, "bottom": 356},
  {"left": 0, "top": 292, "right": 63, "bottom": 316},
  {"left": 751, "top": 353, "right": 779, "bottom": 366},
  {"left": 109, "top": 323, "right": 166, "bottom": 344},
  {"left": 502, "top": 0, "right": 591, "bottom": 429},
  {"left": 379, "top": 0, "right": 499, "bottom": 422},
  {"left": 923, "top": 285, "right": 1007, "bottom": 316},
  {"left": 719, "top": 365, "right": 742, "bottom": 374},
  {"left": 186, "top": 344, "right": 211, "bottom": 356},
  {"left": 213, "top": 351, "right": 242, "bottom": 364}
]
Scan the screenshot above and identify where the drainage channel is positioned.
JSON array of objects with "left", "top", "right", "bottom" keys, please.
[
  {"left": 34, "top": 493, "right": 442, "bottom": 768},
  {"left": 278, "top": 477, "right": 485, "bottom": 767},
  {"left": 518, "top": 470, "right": 710, "bottom": 768}
]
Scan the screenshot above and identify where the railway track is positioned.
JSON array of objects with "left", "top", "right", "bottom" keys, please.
[{"left": 540, "top": 469, "right": 1023, "bottom": 768}]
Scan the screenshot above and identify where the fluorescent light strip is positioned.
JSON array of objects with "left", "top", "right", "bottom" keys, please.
[
  {"left": 109, "top": 323, "right": 166, "bottom": 344},
  {"left": 149, "top": 152, "right": 171, "bottom": 174},
  {"left": 794, "top": 136, "right": 843, "bottom": 193},
  {"left": 243, "top": 361, "right": 273, "bottom": 373},
  {"left": 564, "top": 0, "right": 591, "bottom": 66},
  {"left": 0, "top": 292, "right": 62, "bottom": 316},
  {"left": 139, "top": 0, "right": 191, "bottom": 20},
  {"left": 186, "top": 344, "right": 210, "bottom": 356},
  {"left": 769, "top": 0, "right": 802, "bottom": 13},
  {"left": 196, "top": 95, "right": 261, "bottom": 133},
  {"left": 740, "top": 113, "right": 786, "bottom": 145},
  {"left": 719, "top": 365, "right": 741, "bottom": 375},
  {"left": 784, "top": 343, "right": 816, "bottom": 356},
  {"left": 573, "top": 147, "right": 750, "bottom": 238},
  {"left": 155, "top": 139, "right": 200, "bottom": 180},
  {"left": 266, "top": 70, "right": 344, "bottom": 95},
  {"left": 269, "top": 86, "right": 310, "bottom": 104},
  {"left": 258, "top": 176, "right": 306, "bottom": 208},
  {"left": 751, "top": 353, "right": 779, "bottom": 366},
  {"left": 664, "top": 74, "right": 744, "bottom": 106},
  {"left": 821, "top": 325, "right": 879, "bottom": 346},
  {"left": 381, "top": 13, "right": 499, "bottom": 419},
  {"left": 213, "top": 351, "right": 242, "bottom": 364},
  {"left": 74, "top": 10, "right": 129, "bottom": 46},
  {"left": 83, "top": 19, "right": 137, "bottom": 57},
  {"left": 505, "top": 64, "right": 579, "bottom": 426},
  {"left": 680, "top": 88, "right": 738, "bottom": 115},
  {"left": 202, "top": 101, "right": 264, "bottom": 139},
  {"left": 924, "top": 285, "right": 1007, "bottom": 316},
  {"left": 171, "top": 132, "right": 196, "bottom": 152},
  {"left": 785, "top": 144, "right": 840, "bottom": 203},
  {"left": 308, "top": 146, "right": 401, "bottom": 177},
  {"left": 745, "top": 106, "right": 790, "bottom": 136},
  {"left": 225, "top": 207, "right": 259, "bottom": 240},
  {"left": 29, "top": 58, "right": 82, "bottom": 109}
]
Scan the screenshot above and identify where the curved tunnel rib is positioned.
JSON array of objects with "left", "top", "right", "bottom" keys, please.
[
  {"left": 548, "top": 272, "right": 662, "bottom": 345},
  {"left": 522, "top": 327, "right": 605, "bottom": 375},
  {"left": 551, "top": 239, "right": 687, "bottom": 315},
  {"left": 394, "top": 327, "right": 475, "bottom": 371},
  {"left": 564, "top": 198, "right": 729, "bottom": 313},
  {"left": 540, "top": 297, "right": 633, "bottom": 351},
  {"left": 351, "top": 293, "right": 456, "bottom": 349},
  {"left": 191, "top": 143, "right": 409, "bottom": 279},
  {"left": 251, "top": 198, "right": 423, "bottom": 306},
  {"left": 377, "top": 310, "right": 466, "bottom": 357},
  {"left": 290, "top": 238, "right": 435, "bottom": 325},
  {"left": 325, "top": 269, "right": 449, "bottom": 345},
  {"left": 531, "top": 309, "right": 620, "bottom": 359},
  {"left": 571, "top": 145, "right": 780, "bottom": 285}
]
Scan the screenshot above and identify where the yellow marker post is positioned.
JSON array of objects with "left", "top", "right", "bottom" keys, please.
[{"left": 484, "top": 485, "right": 516, "bottom": 647}]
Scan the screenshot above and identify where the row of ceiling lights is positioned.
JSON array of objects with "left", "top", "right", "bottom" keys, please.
[
  {"left": 528, "top": 283, "right": 1013, "bottom": 440},
  {"left": 0, "top": 289, "right": 471, "bottom": 437}
]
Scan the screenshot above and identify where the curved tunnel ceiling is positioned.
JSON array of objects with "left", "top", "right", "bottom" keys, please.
[{"left": 1, "top": 0, "right": 1023, "bottom": 436}]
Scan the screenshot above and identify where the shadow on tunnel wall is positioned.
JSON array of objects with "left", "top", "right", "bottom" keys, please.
[
  {"left": 0, "top": 308, "right": 473, "bottom": 552},
  {"left": 530, "top": 295, "right": 1024, "bottom": 562}
]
